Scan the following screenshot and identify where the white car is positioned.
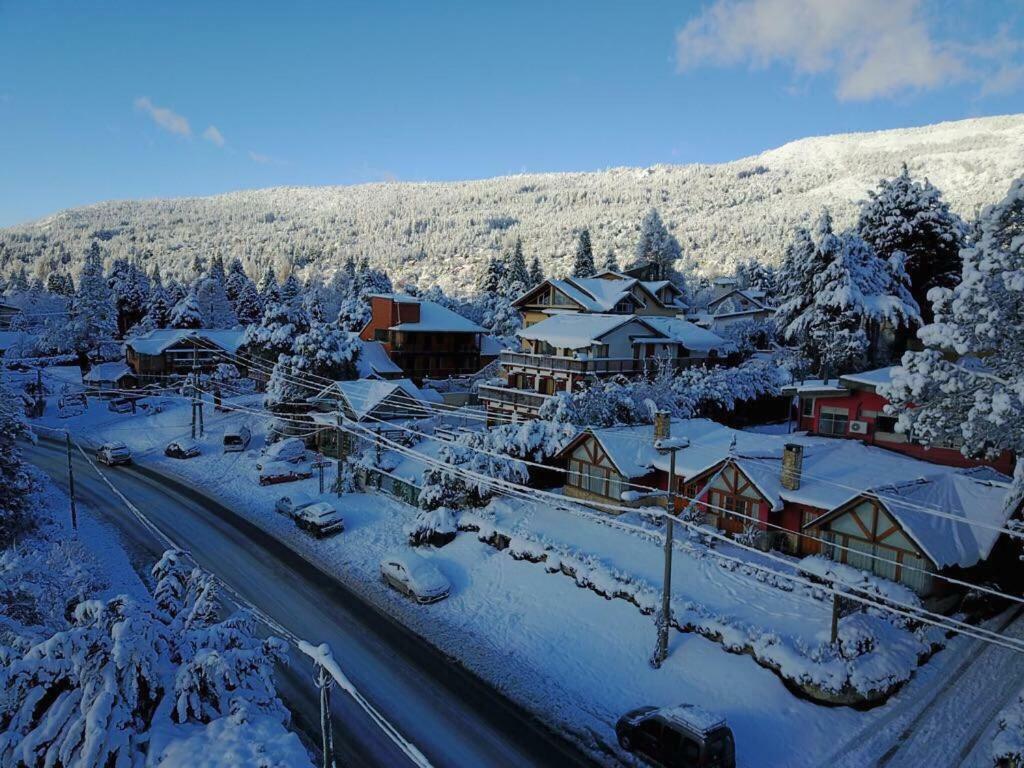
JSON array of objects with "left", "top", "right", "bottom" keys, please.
[
  {"left": 295, "top": 502, "right": 344, "bottom": 537},
  {"left": 256, "top": 437, "right": 306, "bottom": 470},
  {"left": 96, "top": 441, "right": 132, "bottom": 466},
  {"left": 275, "top": 491, "right": 316, "bottom": 518},
  {"left": 223, "top": 425, "right": 252, "bottom": 453},
  {"left": 380, "top": 551, "right": 451, "bottom": 604}
]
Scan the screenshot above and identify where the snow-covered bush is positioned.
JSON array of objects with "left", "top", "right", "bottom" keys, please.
[{"left": 404, "top": 507, "right": 458, "bottom": 547}]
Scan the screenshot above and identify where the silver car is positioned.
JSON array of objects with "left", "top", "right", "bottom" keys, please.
[{"left": 380, "top": 551, "right": 451, "bottom": 604}]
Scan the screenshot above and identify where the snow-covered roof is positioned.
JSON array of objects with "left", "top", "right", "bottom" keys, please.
[
  {"left": 373, "top": 295, "right": 485, "bottom": 334},
  {"left": 346, "top": 333, "right": 403, "bottom": 378},
  {"left": 839, "top": 366, "right": 895, "bottom": 390},
  {"left": 859, "top": 472, "right": 1013, "bottom": 570},
  {"left": 517, "top": 313, "right": 652, "bottom": 349},
  {"left": 639, "top": 317, "right": 735, "bottom": 354},
  {"left": 560, "top": 419, "right": 1014, "bottom": 552},
  {"left": 126, "top": 328, "right": 246, "bottom": 356},
  {"left": 659, "top": 704, "right": 727, "bottom": 735},
  {"left": 480, "top": 334, "right": 509, "bottom": 356},
  {"left": 780, "top": 378, "right": 850, "bottom": 397},
  {"left": 518, "top": 274, "right": 682, "bottom": 313},
  {"left": 707, "top": 289, "right": 772, "bottom": 314},
  {"left": 317, "top": 378, "right": 436, "bottom": 421},
  {"left": 0, "top": 330, "right": 32, "bottom": 351},
  {"left": 84, "top": 362, "right": 134, "bottom": 383}
]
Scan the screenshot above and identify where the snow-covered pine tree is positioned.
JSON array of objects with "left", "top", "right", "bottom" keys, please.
[
  {"left": 572, "top": 228, "right": 596, "bottom": 278},
  {"left": 603, "top": 249, "right": 620, "bottom": 273},
  {"left": 57, "top": 241, "right": 117, "bottom": 365},
  {"left": 500, "top": 237, "right": 530, "bottom": 298},
  {"left": 242, "top": 300, "right": 311, "bottom": 368},
  {"left": 884, "top": 177, "right": 1024, "bottom": 508},
  {"left": 528, "top": 255, "right": 544, "bottom": 287},
  {"left": 169, "top": 290, "right": 204, "bottom": 329},
  {"left": 193, "top": 274, "right": 238, "bottom": 329},
  {"left": 266, "top": 322, "right": 360, "bottom": 411},
  {"left": 775, "top": 215, "right": 835, "bottom": 341},
  {"left": 279, "top": 273, "right": 301, "bottom": 307},
  {"left": 0, "top": 371, "right": 35, "bottom": 547},
  {"left": 45, "top": 271, "right": 73, "bottom": 297},
  {"left": 224, "top": 258, "right": 249, "bottom": 303},
  {"left": 107, "top": 258, "right": 150, "bottom": 336},
  {"left": 633, "top": 208, "right": 682, "bottom": 282},
  {"left": 857, "top": 164, "right": 968, "bottom": 322},
  {"left": 234, "top": 280, "right": 264, "bottom": 326},
  {"left": 258, "top": 264, "right": 280, "bottom": 305},
  {"left": 477, "top": 256, "right": 502, "bottom": 294}
]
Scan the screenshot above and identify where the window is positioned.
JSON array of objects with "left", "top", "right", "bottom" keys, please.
[
  {"left": 876, "top": 415, "right": 898, "bottom": 433},
  {"left": 614, "top": 299, "right": 633, "bottom": 313},
  {"left": 818, "top": 411, "right": 849, "bottom": 436},
  {"left": 802, "top": 398, "right": 814, "bottom": 418},
  {"left": 568, "top": 459, "right": 585, "bottom": 488},
  {"left": 374, "top": 329, "right": 388, "bottom": 342}
]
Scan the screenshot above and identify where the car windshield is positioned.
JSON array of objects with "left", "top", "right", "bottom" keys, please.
[{"left": 704, "top": 730, "right": 732, "bottom": 766}]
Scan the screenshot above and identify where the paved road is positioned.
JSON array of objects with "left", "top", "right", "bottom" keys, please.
[{"left": 26, "top": 438, "right": 598, "bottom": 768}]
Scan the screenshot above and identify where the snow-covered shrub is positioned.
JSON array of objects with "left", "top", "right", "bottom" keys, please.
[
  {"left": 404, "top": 507, "right": 458, "bottom": 547},
  {"left": 992, "top": 691, "right": 1024, "bottom": 767}
]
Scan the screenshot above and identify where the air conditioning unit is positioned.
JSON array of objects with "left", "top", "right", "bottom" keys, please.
[{"left": 848, "top": 420, "right": 869, "bottom": 435}]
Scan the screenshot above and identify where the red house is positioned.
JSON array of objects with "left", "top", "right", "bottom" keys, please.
[
  {"left": 782, "top": 366, "right": 1015, "bottom": 475},
  {"left": 359, "top": 294, "right": 487, "bottom": 384}
]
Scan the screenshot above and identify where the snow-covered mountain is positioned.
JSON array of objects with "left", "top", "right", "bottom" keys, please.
[{"left": 3, "top": 114, "right": 1022, "bottom": 295}]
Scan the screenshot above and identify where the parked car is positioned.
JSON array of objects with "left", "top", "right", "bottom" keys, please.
[
  {"left": 256, "top": 437, "right": 306, "bottom": 469},
  {"left": 96, "top": 441, "right": 132, "bottom": 466},
  {"left": 295, "top": 502, "right": 345, "bottom": 537},
  {"left": 223, "top": 425, "right": 252, "bottom": 453},
  {"left": 379, "top": 551, "right": 451, "bottom": 604},
  {"left": 616, "top": 705, "right": 735, "bottom": 768},
  {"left": 275, "top": 491, "right": 316, "bottom": 518},
  {"left": 107, "top": 397, "right": 135, "bottom": 414},
  {"left": 164, "top": 439, "right": 200, "bottom": 459},
  {"left": 258, "top": 461, "right": 312, "bottom": 486}
]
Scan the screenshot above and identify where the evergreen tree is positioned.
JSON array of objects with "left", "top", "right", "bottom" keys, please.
[
  {"left": 528, "top": 255, "right": 545, "bottom": 287},
  {"left": 140, "top": 284, "right": 173, "bottom": 331},
  {"left": 193, "top": 273, "right": 238, "bottom": 328},
  {"left": 886, "top": 178, "right": 1024, "bottom": 508},
  {"left": 498, "top": 238, "right": 529, "bottom": 299},
  {"left": 774, "top": 216, "right": 834, "bottom": 339},
  {"left": 857, "top": 164, "right": 967, "bottom": 321},
  {"left": 602, "top": 249, "right": 620, "bottom": 273},
  {"left": 258, "top": 264, "right": 280, "bottom": 305},
  {"left": 279, "top": 273, "right": 301, "bottom": 307},
  {"left": 7, "top": 266, "right": 29, "bottom": 295},
  {"left": 0, "top": 371, "right": 35, "bottom": 547},
  {"left": 242, "top": 300, "right": 311, "bottom": 366},
  {"left": 572, "top": 228, "right": 595, "bottom": 278},
  {"left": 58, "top": 241, "right": 117, "bottom": 364},
  {"left": 266, "top": 323, "right": 360, "bottom": 411},
  {"left": 208, "top": 253, "right": 226, "bottom": 286},
  {"left": 169, "top": 290, "right": 204, "bottom": 329},
  {"left": 106, "top": 258, "right": 149, "bottom": 336},
  {"left": 234, "top": 280, "right": 264, "bottom": 325},
  {"left": 633, "top": 208, "right": 682, "bottom": 281},
  {"left": 224, "top": 258, "right": 249, "bottom": 303},
  {"left": 477, "top": 256, "right": 502, "bottom": 294}
]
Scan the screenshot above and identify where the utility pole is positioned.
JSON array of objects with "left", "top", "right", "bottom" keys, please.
[
  {"left": 318, "top": 451, "right": 325, "bottom": 494},
  {"left": 314, "top": 663, "right": 336, "bottom": 768},
  {"left": 336, "top": 410, "right": 344, "bottom": 498},
  {"left": 65, "top": 431, "right": 77, "bottom": 531},
  {"left": 653, "top": 445, "right": 677, "bottom": 668}
]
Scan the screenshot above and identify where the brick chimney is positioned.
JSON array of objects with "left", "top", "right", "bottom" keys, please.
[
  {"left": 653, "top": 410, "right": 671, "bottom": 444},
  {"left": 781, "top": 443, "right": 803, "bottom": 491}
]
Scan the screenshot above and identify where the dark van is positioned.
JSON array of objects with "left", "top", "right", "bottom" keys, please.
[{"left": 616, "top": 704, "right": 735, "bottom": 768}]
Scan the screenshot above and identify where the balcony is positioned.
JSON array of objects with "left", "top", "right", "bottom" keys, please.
[
  {"left": 499, "top": 351, "right": 655, "bottom": 376},
  {"left": 478, "top": 384, "right": 550, "bottom": 411}
]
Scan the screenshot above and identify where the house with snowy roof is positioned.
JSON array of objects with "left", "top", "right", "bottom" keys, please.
[
  {"left": 692, "top": 287, "right": 774, "bottom": 334},
  {"left": 552, "top": 416, "right": 1017, "bottom": 595},
  {"left": 479, "top": 313, "right": 734, "bottom": 421},
  {"left": 83, "top": 361, "right": 137, "bottom": 397},
  {"left": 125, "top": 328, "right": 247, "bottom": 382},
  {"left": 782, "top": 365, "right": 1015, "bottom": 475},
  {"left": 359, "top": 294, "right": 486, "bottom": 383},
  {"left": 512, "top": 270, "right": 687, "bottom": 328},
  {"left": 308, "top": 378, "right": 442, "bottom": 459}
]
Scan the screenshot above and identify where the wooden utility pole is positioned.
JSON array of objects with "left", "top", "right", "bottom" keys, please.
[
  {"left": 336, "top": 410, "right": 344, "bottom": 497},
  {"left": 653, "top": 446, "right": 677, "bottom": 668},
  {"left": 65, "top": 431, "right": 77, "bottom": 531},
  {"left": 314, "top": 663, "right": 336, "bottom": 768},
  {"left": 831, "top": 589, "right": 841, "bottom": 644}
]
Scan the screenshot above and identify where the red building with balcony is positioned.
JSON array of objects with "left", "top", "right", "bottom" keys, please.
[
  {"left": 359, "top": 294, "right": 486, "bottom": 384},
  {"left": 782, "top": 366, "right": 1015, "bottom": 475}
]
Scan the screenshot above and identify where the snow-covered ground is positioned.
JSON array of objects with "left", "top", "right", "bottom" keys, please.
[{"left": 38, "top": 394, "right": 998, "bottom": 767}]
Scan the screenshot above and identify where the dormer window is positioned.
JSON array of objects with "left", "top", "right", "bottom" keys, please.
[{"left": 614, "top": 299, "right": 633, "bottom": 313}]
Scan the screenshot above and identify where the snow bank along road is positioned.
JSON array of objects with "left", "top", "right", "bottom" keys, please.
[{"left": 25, "top": 438, "right": 597, "bottom": 768}]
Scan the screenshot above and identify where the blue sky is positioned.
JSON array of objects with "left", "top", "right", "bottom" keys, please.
[{"left": 1, "top": 0, "right": 1021, "bottom": 226}]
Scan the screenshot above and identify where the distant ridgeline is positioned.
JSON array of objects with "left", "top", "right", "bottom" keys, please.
[{"left": 1, "top": 114, "right": 1022, "bottom": 295}]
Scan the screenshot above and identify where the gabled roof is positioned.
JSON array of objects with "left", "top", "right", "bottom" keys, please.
[
  {"left": 313, "top": 378, "right": 437, "bottom": 421},
  {"left": 839, "top": 366, "right": 895, "bottom": 391},
  {"left": 371, "top": 295, "right": 484, "bottom": 333},
  {"left": 346, "top": 333, "right": 403, "bottom": 378},
  {"left": 84, "top": 362, "right": 134, "bottom": 383},
  {"left": 126, "top": 328, "right": 246, "bottom": 356},
  {"left": 639, "top": 317, "right": 735, "bottom": 354},
  {"left": 807, "top": 470, "right": 1014, "bottom": 570},
  {"left": 515, "top": 273, "right": 682, "bottom": 313},
  {"left": 707, "top": 288, "right": 772, "bottom": 314},
  {"left": 517, "top": 313, "right": 663, "bottom": 350}
]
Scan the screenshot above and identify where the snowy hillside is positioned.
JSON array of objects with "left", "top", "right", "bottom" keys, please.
[{"left": 2, "top": 114, "right": 1022, "bottom": 295}]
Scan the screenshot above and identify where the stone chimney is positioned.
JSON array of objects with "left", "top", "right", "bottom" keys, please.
[
  {"left": 781, "top": 443, "right": 803, "bottom": 491},
  {"left": 653, "top": 410, "right": 671, "bottom": 444}
]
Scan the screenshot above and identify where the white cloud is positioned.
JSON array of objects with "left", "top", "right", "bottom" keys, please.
[
  {"left": 202, "top": 125, "right": 226, "bottom": 147},
  {"left": 675, "top": 0, "right": 1019, "bottom": 101},
  {"left": 248, "top": 150, "right": 287, "bottom": 166},
  {"left": 133, "top": 96, "right": 191, "bottom": 137}
]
